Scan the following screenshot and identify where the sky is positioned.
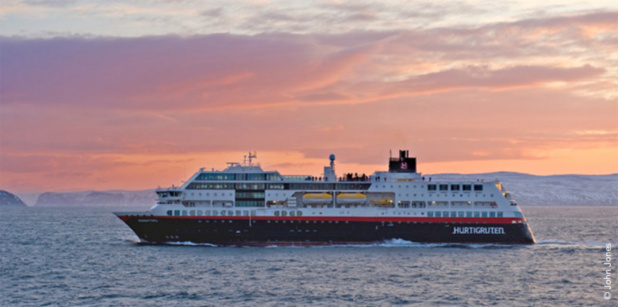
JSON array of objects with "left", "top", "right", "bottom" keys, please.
[{"left": 1, "top": 0, "right": 617, "bottom": 193}]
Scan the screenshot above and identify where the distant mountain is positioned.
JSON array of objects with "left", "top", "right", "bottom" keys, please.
[
  {"left": 428, "top": 172, "right": 618, "bottom": 206},
  {"left": 26, "top": 172, "right": 618, "bottom": 207},
  {"left": 0, "top": 190, "right": 28, "bottom": 207},
  {"left": 34, "top": 190, "right": 156, "bottom": 207}
]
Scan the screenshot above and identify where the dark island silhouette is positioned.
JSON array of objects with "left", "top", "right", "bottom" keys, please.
[{"left": 0, "top": 190, "right": 27, "bottom": 207}]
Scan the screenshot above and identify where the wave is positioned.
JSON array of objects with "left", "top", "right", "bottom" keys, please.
[
  {"left": 124, "top": 238, "right": 614, "bottom": 249},
  {"left": 264, "top": 239, "right": 520, "bottom": 249},
  {"left": 535, "top": 239, "right": 613, "bottom": 249},
  {"left": 130, "top": 240, "right": 219, "bottom": 247},
  {"left": 163, "top": 241, "right": 219, "bottom": 247},
  {"left": 377, "top": 239, "right": 519, "bottom": 249}
]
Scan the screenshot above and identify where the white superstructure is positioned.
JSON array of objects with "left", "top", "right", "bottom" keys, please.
[{"left": 148, "top": 151, "right": 526, "bottom": 224}]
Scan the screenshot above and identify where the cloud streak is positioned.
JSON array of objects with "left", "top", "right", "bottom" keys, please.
[
  {"left": 3, "top": 9, "right": 615, "bottom": 111},
  {"left": 1, "top": 7, "right": 617, "bottom": 193}
]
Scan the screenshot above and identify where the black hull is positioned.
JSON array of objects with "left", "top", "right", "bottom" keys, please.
[{"left": 116, "top": 215, "right": 536, "bottom": 245}]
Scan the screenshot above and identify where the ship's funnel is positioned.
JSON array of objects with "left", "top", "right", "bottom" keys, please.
[{"left": 388, "top": 149, "right": 417, "bottom": 173}]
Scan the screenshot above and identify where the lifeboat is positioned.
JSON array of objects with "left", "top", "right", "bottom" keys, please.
[
  {"left": 336, "top": 193, "right": 366, "bottom": 204},
  {"left": 302, "top": 193, "right": 332, "bottom": 204},
  {"left": 371, "top": 197, "right": 393, "bottom": 207}
]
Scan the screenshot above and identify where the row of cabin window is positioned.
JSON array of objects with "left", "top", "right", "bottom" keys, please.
[
  {"left": 396, "top": 201, "right": 427, "bottom": 208},
  {"left": 236, "top": 192, "right": 265, "bottom": 199},
  {"left": 236, "top": 200, "right": 265, "bottom": 207},
  {"left": 426, "top": 211, "right": 503, "bottom": 218},
  {"left": 287, "top": 183, "right": 371, "bottom": 190},
  {"left": 180, "top": 200, "right": 265, "bottom": 207},
  {"left": 187, "top": 183, "right": 278, "bottom": 190},
  {"left": 166, "top": 209, "right": 303, "bottom": 217},
  {"left": 273, "top": 210, "right": 303, "bottom": 217},
  {"left": 186, "top": 182, "right": 371, "bottom": 191},
  {"left": 427, "top": 184, "right": 483, "bottom": 192},
  {"left": 167, "top": 209, "right": 257, "bottom": 216},
  {"left": 397, "top": 201, "right": 497, "bottom": 208},
  {"left": 166, "top": 209, "right": 507, "bottom": 218},
  {"left": 195, "top": 173, "right": 283, "bottom": 181}
]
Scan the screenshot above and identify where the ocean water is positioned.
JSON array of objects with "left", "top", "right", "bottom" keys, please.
[{"left": 1, "top": 206, "right": 616, "bottom": 306}]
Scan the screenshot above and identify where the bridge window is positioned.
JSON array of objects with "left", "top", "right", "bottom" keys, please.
[
  {"left": 248, "top": 173, "right": 266, "bottom": 181},
  {"left": 196, "top": 173, "right": 235, "bottom": 181},
  {"left": 428, "top": 184, "right": 437, "bottom": 191},
  {"left": 266, "top": 173, "right": 283, "bottom": 181},
  {"left": 474, "top": 184, "right": 483, "bottom": 191},
  {"left": 167, "top": 210, "right": 172, "bottom": 216},
  {"left": 450, "top": 184, "right": 460, "bottom": 191},
  {"left": 497, "top": 211, "right": 503, "bottom": 217},
  {"left": 439, "top": 184, "right": 448, "bottom": 191},
  {"left": 462, "top": 185, "right": 472, "bottom": 191},
  {"left": 187, "top": 182, "right": 234, "bottom": 189}
]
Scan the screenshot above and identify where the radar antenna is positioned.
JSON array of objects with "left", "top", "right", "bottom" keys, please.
[{"left": 247, "top": 151, "right": 257, "bottom": 166}]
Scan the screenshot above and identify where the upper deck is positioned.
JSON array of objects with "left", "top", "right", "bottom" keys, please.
[{"left": 154, "top": 150, "right": 520, "bottom": 212}]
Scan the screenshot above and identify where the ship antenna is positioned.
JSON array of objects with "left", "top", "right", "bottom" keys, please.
[{"left": 248, "top": 151, "right": 257, "bottom": 166}]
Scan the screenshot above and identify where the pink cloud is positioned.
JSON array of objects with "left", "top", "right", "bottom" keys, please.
[
  {"left": 1, "top": 10, "right": 617, "bottom": 192},
  {"left": 2, "top": 10, "right": 615, "bottom": 111}
]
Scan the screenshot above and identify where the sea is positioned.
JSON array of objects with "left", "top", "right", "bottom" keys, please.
[{"left": 1, "top": 206, "right": 616, "bottom": 307}]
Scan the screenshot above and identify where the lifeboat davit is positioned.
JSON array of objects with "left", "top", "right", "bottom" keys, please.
[
  {"left": 336, "top": 193, "right": 366, "bottom": 204},
  {"left": 303, "top": 193, "right": 332, "bottom": 204}
]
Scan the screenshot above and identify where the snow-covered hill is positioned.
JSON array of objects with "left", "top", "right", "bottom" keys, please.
[
  {"left": 428, "top": 172, "right": 618, "bottom": 206},
  {"left": 32, "top": 190, "right": 156, "bottom": 207}
]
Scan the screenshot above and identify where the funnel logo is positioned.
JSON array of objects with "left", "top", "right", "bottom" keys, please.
[{"left": 401, "top": 162, "right": 408, "bottom": 169}]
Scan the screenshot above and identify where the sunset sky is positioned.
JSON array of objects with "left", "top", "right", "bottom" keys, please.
[{"left": 1, "top": 0, "right": 617, "bottom": 193}]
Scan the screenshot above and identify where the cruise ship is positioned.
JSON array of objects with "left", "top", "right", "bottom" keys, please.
[{"left": 115, "top": 150, "right": 536, "bottom": 245}]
